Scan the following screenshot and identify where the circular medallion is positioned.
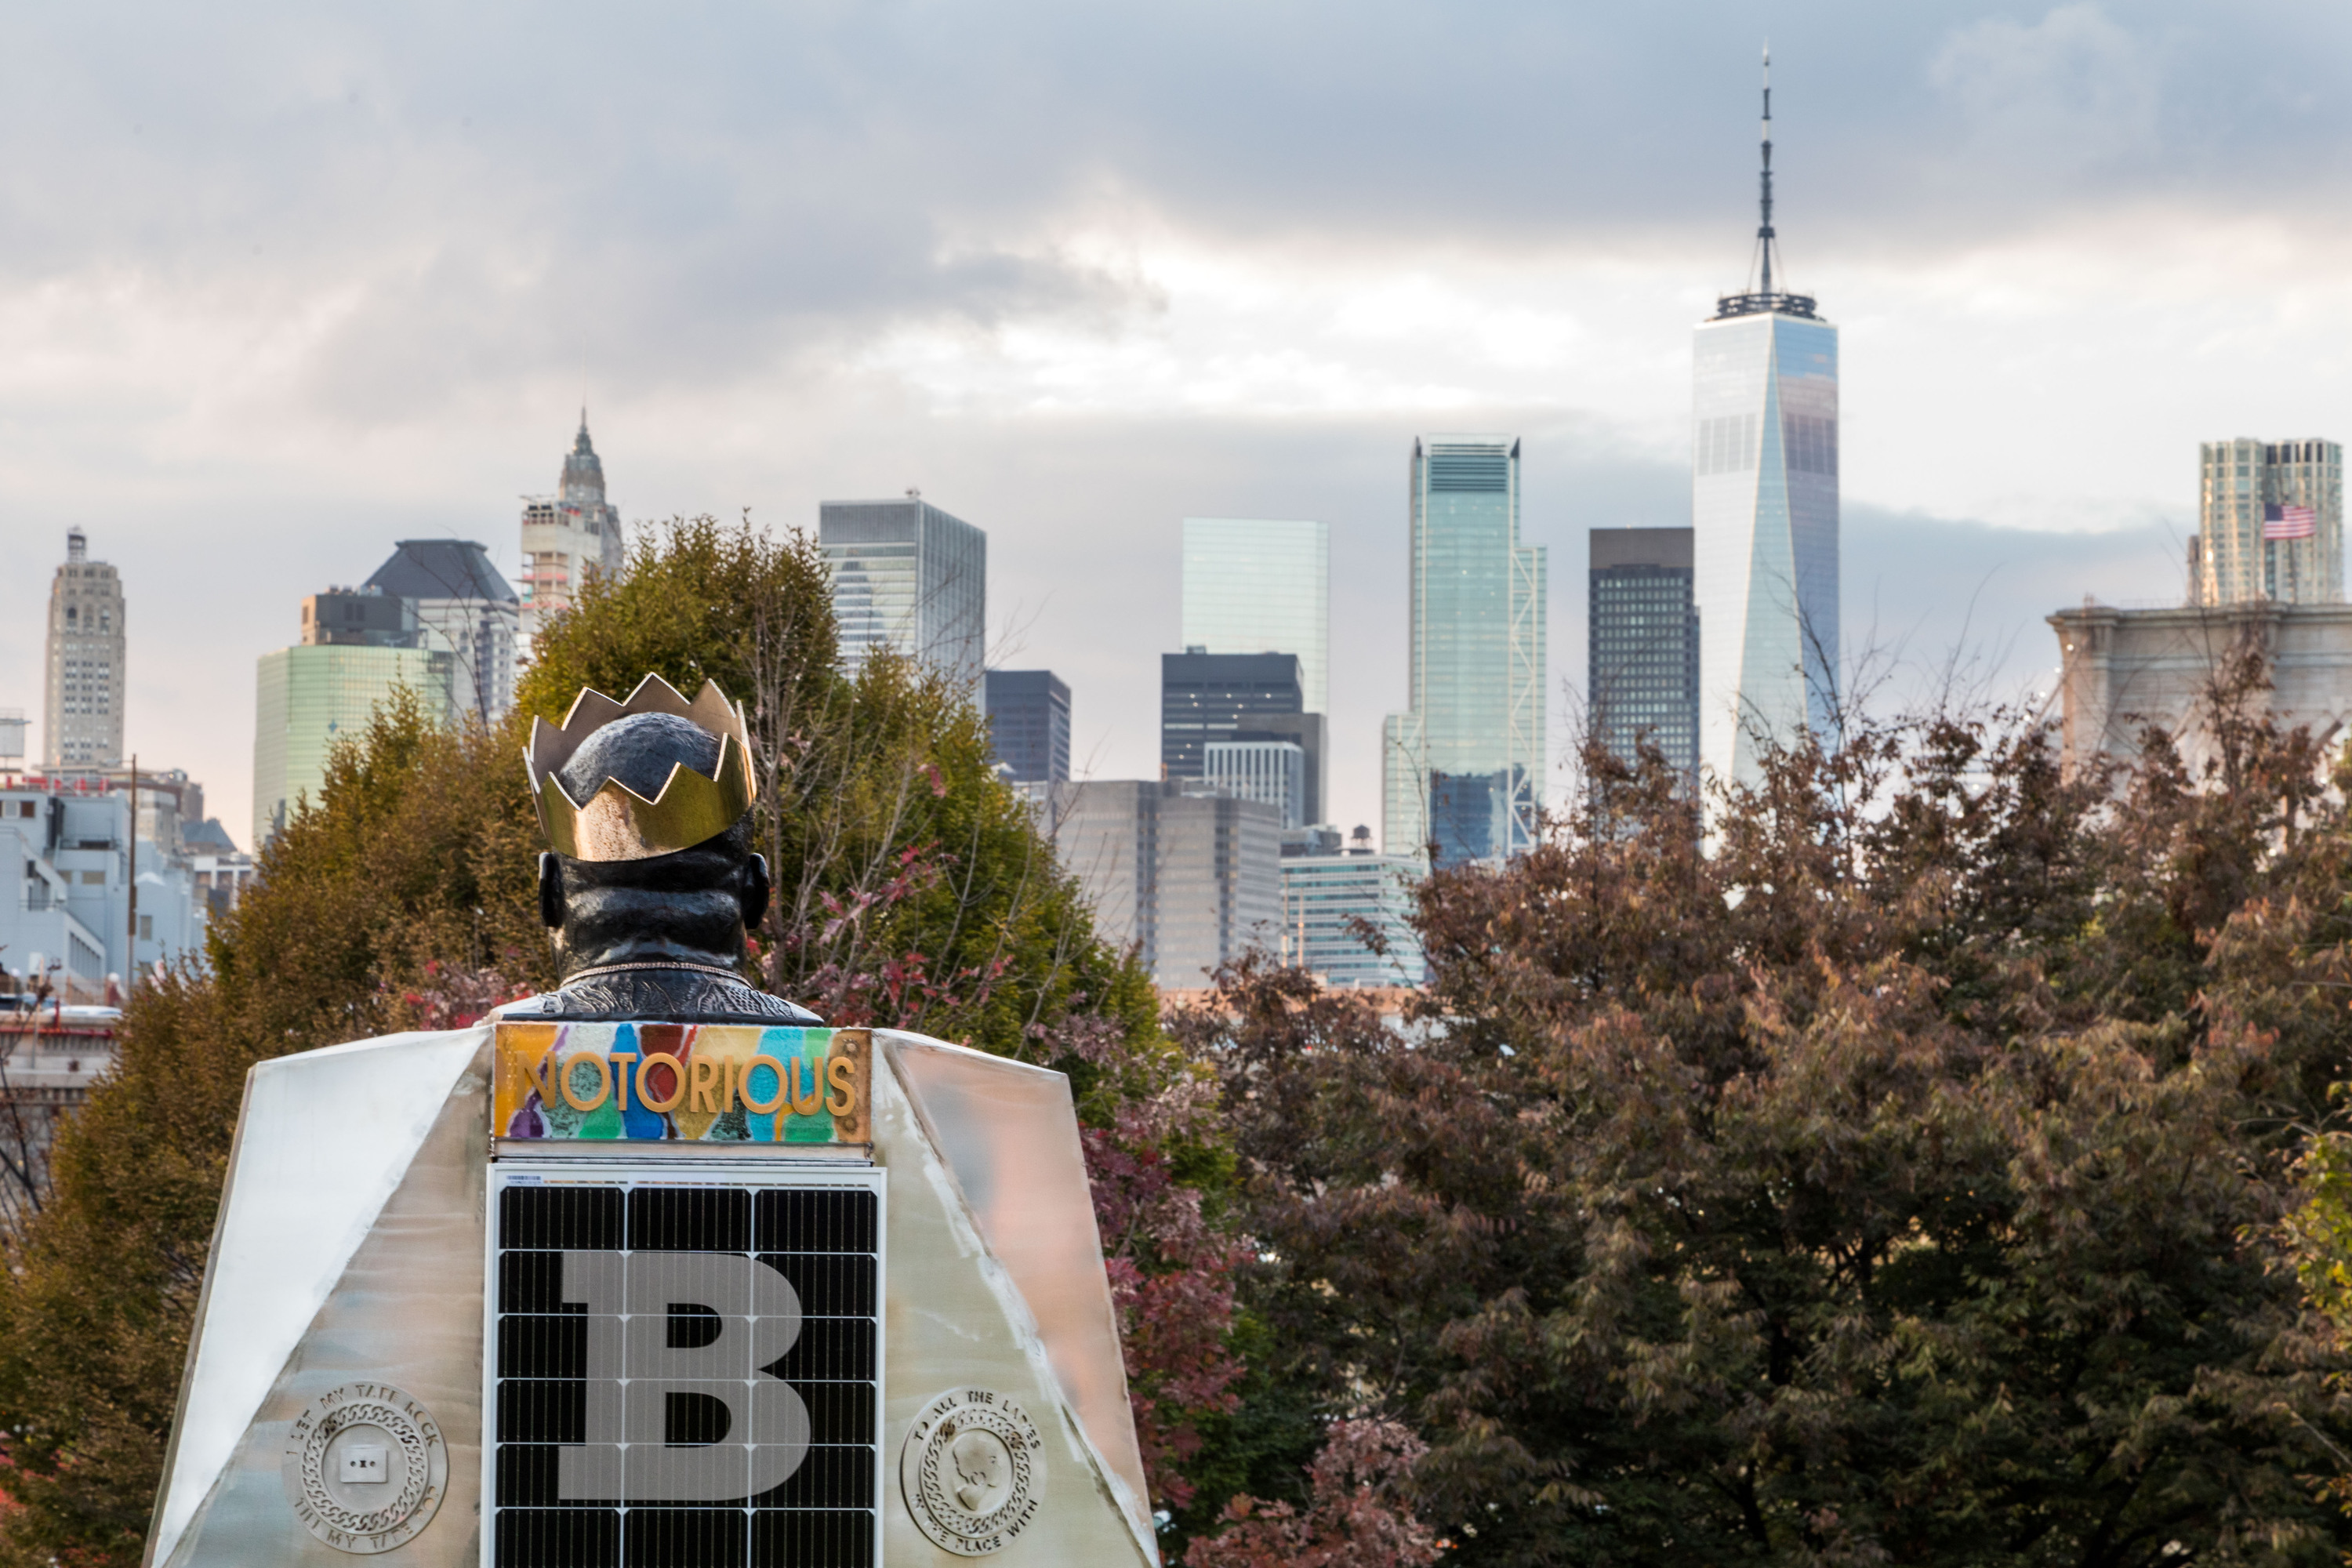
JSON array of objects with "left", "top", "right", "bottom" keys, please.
[
  {"left": 279, "top": 1382, "right": 449, "bottom": 1554},
  {"left": 899, "top": 1388, "right": 1046, "bottom": 1555}
]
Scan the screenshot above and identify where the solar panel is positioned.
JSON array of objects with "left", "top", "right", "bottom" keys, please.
[{"left": 488, "top": 1164, "right": 884, "bottom": 1568}]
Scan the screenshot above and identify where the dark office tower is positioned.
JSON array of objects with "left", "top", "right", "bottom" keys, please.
[
  {"left": 1589, "top": 528, "right": 1700, "bottom": 783},
  {"left": 984, "top": 670, "right": 1072, "bottom": 784},
  {"left": 1160, "top": 652, "right": 1325, "bottom": 823}
]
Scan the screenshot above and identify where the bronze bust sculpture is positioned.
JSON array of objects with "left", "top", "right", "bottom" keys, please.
[{"left": 498, "top": 675, "right": 821, "bottom": 1025}]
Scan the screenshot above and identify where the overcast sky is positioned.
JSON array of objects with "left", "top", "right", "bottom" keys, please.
[{"left": 2, "top": 1, "right": 2345, "bottom": 845}]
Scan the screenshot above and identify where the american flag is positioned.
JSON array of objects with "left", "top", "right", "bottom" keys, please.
[{"left": 2264, "top": 503, "right": 2318, "bottom": 540}]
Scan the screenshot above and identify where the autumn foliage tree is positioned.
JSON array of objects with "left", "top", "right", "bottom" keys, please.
[{"left": 1183, "top": 647, "right": 2352, "bottom": 1565}]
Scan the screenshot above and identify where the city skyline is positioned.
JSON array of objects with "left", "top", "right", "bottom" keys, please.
[{"left": 0, "top": 9, "right": 2343, "bottom": 843}]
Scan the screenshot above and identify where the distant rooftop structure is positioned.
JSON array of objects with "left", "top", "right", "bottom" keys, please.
[
  {"left": 182, "top": 817, "right": 240, "bottom": 853},
  {"left": 2049, "top": 600, "right": 2352, "bottom": 780},
  {"left": 366, "top": 539, "right": 521, "bottom": 722},
  {"left": 365, "top": 539, "right": 517, "bottom": 606}
]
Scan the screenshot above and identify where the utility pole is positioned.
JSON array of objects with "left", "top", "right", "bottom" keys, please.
[{"left": 126, "top": 753, "right": 137, "bottom": 998}]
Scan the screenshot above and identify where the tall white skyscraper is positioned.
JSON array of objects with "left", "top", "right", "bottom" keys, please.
[
  {"left": 520, "top": 415, "right": 625, "bottom": 663},
  {"left": 1180, "top": 518, "right": 1330, "bottom": 716},
  {"left": 1692, "top": 53, "right": 1838, "bottom": 787},
  {"left": 1381, "top": 436, "right": 1546, "bottom": 864},
  {"left": 44, "top": 528, "right": 126, "bottom": 770},
  {"left": 818, "top": 495, "right": 987, "bottom": 687}
]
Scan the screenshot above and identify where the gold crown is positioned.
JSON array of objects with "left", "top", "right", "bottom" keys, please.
[{"left": 526, "top": 675, "right": 759, "bottom": 861}]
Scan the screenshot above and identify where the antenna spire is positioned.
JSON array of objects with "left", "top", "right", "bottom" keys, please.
[
  {"left": 1711, "top": 44, "right": 1817, "bottom": 321},
  {"left": 1758, "top": 45, "right": 1775, "bottom": 299}
]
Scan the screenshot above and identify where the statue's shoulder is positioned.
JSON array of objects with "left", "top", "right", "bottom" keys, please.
[{"left": 497, "top": 971, "right": 822, "bottom": 1027}]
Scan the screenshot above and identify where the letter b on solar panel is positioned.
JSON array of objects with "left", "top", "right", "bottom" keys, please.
[{"left": 556, "top": 1250, "right": 812, "bottom": 1502}]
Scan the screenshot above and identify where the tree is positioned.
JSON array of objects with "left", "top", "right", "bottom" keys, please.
[
  {"left": 0, "top": 691, "right": 530, "bottom": 1565},
  {"left": 1185, "top": 693, "right": 2352, "bottom": 1566},
  {"left": 0, "top": 517, "right": 1168, "bottom": 1565},
  {"left": 519, "top": 514, "right": 1156, "bottom": 1056},
  {"left": 1185, "top": 1419, "right": 1443, "bottom": 1568}
]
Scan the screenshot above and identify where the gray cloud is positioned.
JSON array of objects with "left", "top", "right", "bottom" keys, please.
[
  {"left": 0, "top": 0, "right": 2336, "bottom": 844},
  {"left": 9, "top": 5, "right": 2351, "bottom": 333}
]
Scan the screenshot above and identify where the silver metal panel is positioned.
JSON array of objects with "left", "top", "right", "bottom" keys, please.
[
  {"left": 158, "top": 1029, "right": 492, "bottom": 1566},
  {"left": 870, "top": 1045, "right": 1158, "bottom": 1565},
  {"left": 880, "top": 1032, "right": 1154, "bottom": 1545},
  {"left": 150, "top": 1027, "right": 491, "bottom": 1567},
  {"left": 151, "top": 1022, "right": 1158, "bottom": 1567}
]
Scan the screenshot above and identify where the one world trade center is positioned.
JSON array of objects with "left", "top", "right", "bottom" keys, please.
[{"left": 1693, "top": 51, "right": 1838, "bottom": 788}]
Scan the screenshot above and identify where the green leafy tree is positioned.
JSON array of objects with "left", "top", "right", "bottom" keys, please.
[
  {"left": 0, "top": 516, "right": 1165, "bottom": 1565},
  {"left": 520, "top": 514, "right": 1156, "bottom": 1054}
]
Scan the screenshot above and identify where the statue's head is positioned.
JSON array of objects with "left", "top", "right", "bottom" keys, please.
[{"left": 525, "top": 675, "right": 769, "bottom": 975}]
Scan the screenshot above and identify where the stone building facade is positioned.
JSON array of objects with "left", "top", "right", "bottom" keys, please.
[{"left": 2047, "top": 601, "right": 2352, "bottom": 779}]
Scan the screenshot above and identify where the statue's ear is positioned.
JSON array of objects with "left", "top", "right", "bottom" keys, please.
[
  {"left": 742, "top": 852, "right": 771, "bottom": 932},
  {"left": 539, "top": 853, "right": 564, "bottom": 930}
]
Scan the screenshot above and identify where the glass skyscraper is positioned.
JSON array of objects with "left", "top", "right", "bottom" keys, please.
[
  {"left": 1381, "top": 435, "right": 1547, "bottom": 864},
  {"left": 1692, "top": 56, "right": 1838, "bottom": 787},
  {"left": 1180, "top": 518, "right": 1330, "bottom": 716},
  {"left": 2188, "top": 438, "right": 2343, "bottom": 606},
  {"left": 818, "top": 496, "right": 988, "bottom": 688},
  {"left": 1204, "top": 739, "right": 1307, "bottom": 829},
  {"left": 982, "top": 669, "right": 1071, "bottom": 784},
  {"left": 1588, "top": 527, "right": 1700, "bottom": 784}
]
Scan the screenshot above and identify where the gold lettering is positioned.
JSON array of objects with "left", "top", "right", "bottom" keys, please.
[
  {"left": 789, "top": 1055, "right": 823, "bottom": 1116},
  {"left": 739, "top": 1054, "right": 789, "bottom": 1114},
  {"left": 555, "top": 1051, "right": 610, "bottom": 1112},
  {"left": 608, "top": 1052, "right": 638, "bottom": 1112},
  {"left": 688, "top": 1056, "right": 723, "bottom": 1113},
  {"left": 826, "top": 1055, "right": 857, "bottom": 1117},
  {"left": 637, "top": 1053, "right": 688, "bottom": 1113}
]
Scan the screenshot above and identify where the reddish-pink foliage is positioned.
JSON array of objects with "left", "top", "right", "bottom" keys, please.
[
  {"left": 1083, "top": 1079, "right": 1250, "bottom": 1512},
  {"left": 402, "top": 961, "right": 532, "bottom": 1030},
  {"left": 1184, "top": 1419, "right": 1442, "bottom": 1568}
]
